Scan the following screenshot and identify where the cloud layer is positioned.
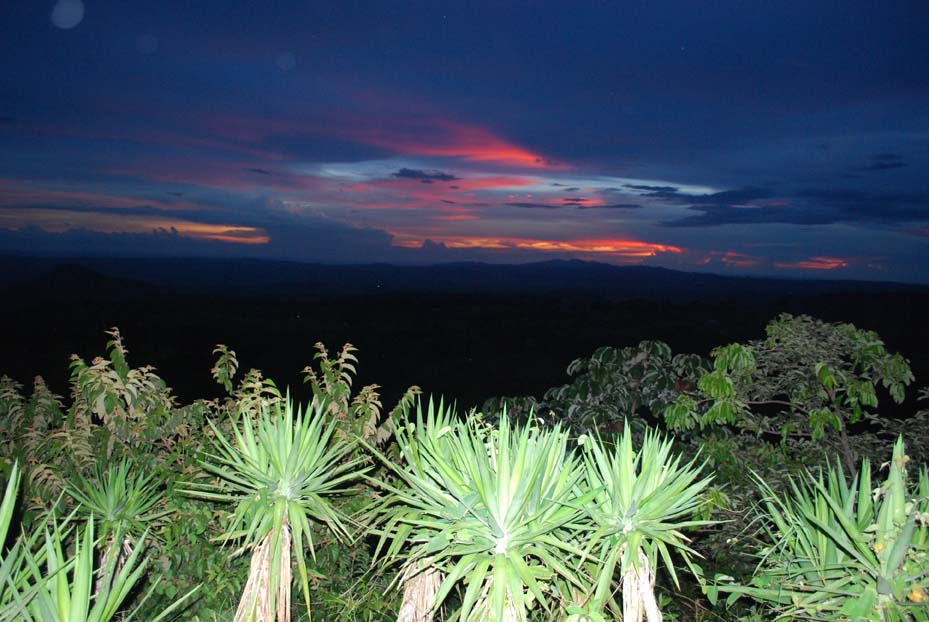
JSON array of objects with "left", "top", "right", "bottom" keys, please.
[{"left": 0, "top": 2, "right": 927, "bottom": 282}]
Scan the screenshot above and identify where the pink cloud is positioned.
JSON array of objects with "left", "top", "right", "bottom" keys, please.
[
  {"left": 708, "top": 250, "right": 761, "bottom": 268},
  {"left": 334, "top": 175, "right": 537, "bottom": 215},
  {"left": 342, "top": 119, "right": 560, "bottom": 169},
  {"left": 774, "top": 256, "right": 850, "bottom": 270}
]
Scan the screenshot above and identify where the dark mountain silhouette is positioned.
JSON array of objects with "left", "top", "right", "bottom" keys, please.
[{"left": 1, "top": 256, "right": 923, "bottom": 300}]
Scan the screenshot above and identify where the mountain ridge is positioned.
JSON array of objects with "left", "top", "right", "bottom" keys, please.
[{"left": 1, "top": 255, "right": 924, "bottom": 302}]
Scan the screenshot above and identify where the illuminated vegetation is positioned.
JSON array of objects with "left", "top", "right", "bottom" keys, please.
[{"left": 0, "top": 316, "right": 927, "bottom": 621}]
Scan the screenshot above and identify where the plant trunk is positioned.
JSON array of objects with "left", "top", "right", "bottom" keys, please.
[
  {"left": 95, "top": 534, "right": 132, "bottom": 598},
  {"left": 621, "top": 548, "right": 662, "bottom": 622},
  {"left": 397, "top": 562, "right": 442, "bottom": 622},
  {"left": 838, "top": 416, "right": 856, "bottom": 474},
  {"left": 234, "top": 523, "right": 293, "bottom": 622}
]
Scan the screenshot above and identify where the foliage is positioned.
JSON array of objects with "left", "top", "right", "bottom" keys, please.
[
  {"left": 481, "top": 313, "right": 925, "bottom": 614},
  {"left": 13, "top": 328, "right": 206, "bottom": 511},
  {"left": 0, "top": 376, "right": 64, "bottom": 471},
  {"left": 0, "top": 462, "right": 32, "bottom": 618},
  {"left": 193, "top": 340, "right": 417, "bottom": 622},
  {"left": 68, "top": 328, "right": 177, "bottom": 459},
  {"left": 303, "top": 341, "right": 421, "bottom": 450},
  {"left": 0, "top": 329, "right": 418, "bottom": 621},
  {"left": 710, "top": 437, "right": 929, "bottom": 621},
  {"left": 297, "top": 341, "right": 421, "bottom": 621},
  {"left": 2, "top": 331, "right": 230, "bottom": 616},
  {"left": 0, "top": 314, "right": 925, "bottom": 622},
  {"left": 666, "top": 314, "right": 915, "bottom": 471}
]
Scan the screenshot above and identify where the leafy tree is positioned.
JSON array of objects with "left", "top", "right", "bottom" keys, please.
[
  {"left": 302, "top": 341, "right": 420, "bottom": 449},
  {"left": 666, "top": 314, "right": 915, "bottom": 472},
  {"left": 64, "top": 461, "right": 169, "bottom": 593},
  {"left": 486, "top": 340, "right": 708, "bottom": 434},
  {"left": 13, "top": 328, "right": 205, "bottom": 508}
]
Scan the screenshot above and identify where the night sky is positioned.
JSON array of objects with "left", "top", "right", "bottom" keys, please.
[{"left": 2, "top": 2, "right": 928, "bottom": 282}]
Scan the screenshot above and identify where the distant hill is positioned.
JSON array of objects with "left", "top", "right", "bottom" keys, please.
[{"left": 1, "top": 255, "right": 924, "bottom": 301}]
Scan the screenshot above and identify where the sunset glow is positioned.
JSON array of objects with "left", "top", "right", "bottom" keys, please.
[
  {"left": 0, "top": 208, "right": 269, "bottom": 245},
  {"left": 0, "top": 2, "right": 925, "bottom": 282},
  {"left": 391, "top": 234, "right": 681, "bottom": 258}
]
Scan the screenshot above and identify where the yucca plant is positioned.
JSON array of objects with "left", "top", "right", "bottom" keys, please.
[
  {"left": 184, "top": 395, "right": 366, "bottom": 622},
  {"left": 577, "top": 425, "right": 713, "bottom": 622},
  {"left": 367, "top": 401, "right": 591, "bottom": 622},
  {"left": 1, "top": 462, "right": 30, "bottom": 618},
  {"left": 1, "top": 464, "right": 197, "bottom": 622},
  {"left": 711, "top": 436, "right": 929, "bottom": 621},
  {"left": 64, "top": 460, "right": 169, "bottom": 584},
  {"left": 65, "top": 460, "right": 167, "bottom": 536},
  {"left": 7, "top": 517, "right": 199, "bottom": 622}
]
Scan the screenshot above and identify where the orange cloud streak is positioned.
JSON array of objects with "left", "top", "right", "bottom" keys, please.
[
  {"left": 433, "top": 212, "right": 480, "bottom": 221},
  {"left": 0, "top": 179, "right": 268, "bottom": 244},
  {"left": 0, "top": 208, "right": 269, "bottom": 245},
  {"left": 391, "top": 233, "right": 681, "bottom": 257},
  {"left": 774, "top": 256, "right": 849, "bottom": 270},
  {"left": 194, "top": 231, "right": 270, "bottom": 244}
]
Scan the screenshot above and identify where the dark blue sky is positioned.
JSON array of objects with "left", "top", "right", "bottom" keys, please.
[{"left": 2, "top": 1, "right": 928, "bottom": 281}]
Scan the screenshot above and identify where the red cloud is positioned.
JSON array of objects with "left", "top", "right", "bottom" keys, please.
[
  {"left": 346, "top": 119, "right": 559, "bottom": 169},
  {"left": 199, "top": 111, "right": 561, "bottom": 170}
]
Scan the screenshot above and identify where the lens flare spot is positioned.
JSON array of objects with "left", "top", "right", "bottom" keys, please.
[
  {"left": 51, "top": 0, "right": 85, "bottom": 29},
  {"left": 276, "top": 52, "right": 296, "bottom": 71}
]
